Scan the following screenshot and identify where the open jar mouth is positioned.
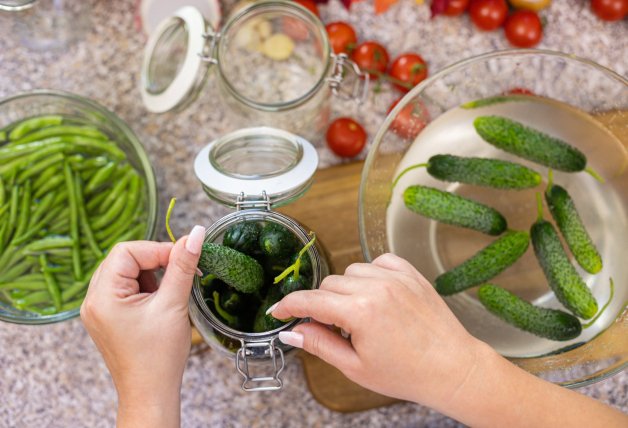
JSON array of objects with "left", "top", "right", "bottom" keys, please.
[
  {"left": 190, "top": 210, "right": 322, "bottom": 342},
  {"left": 217, "top": 0, "right": 332, "bottom": 112}
]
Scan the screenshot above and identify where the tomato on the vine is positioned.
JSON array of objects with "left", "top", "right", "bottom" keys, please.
[
  {"left": 389, "top": 54, "right": 429, "bottom": 93},
  {"left": 351, "top": 41, "right": 390, "bottom": 79},
  {"left": 388, "top": 98, "right": 429, "bottom": 140},
  {"left": 591, "top": 0, "right": 628, "bottom": 21},
  {"left": 326, "top": 118, "right": 367, "bottom": 158},
  {"left": 504, "top": 10, "right": 543, "bottom": 48},
  {"left": 325, "top": 22, "right": 358, "bottom": 55},
  {"left": 293, "top": 0, "right": 320, "bottom": 16},
  {"left": 469, "top": 0, "right": 508, "bottom": 31},
  {"left": 444, "top": 0, "right": 470, "bottom": 15}
]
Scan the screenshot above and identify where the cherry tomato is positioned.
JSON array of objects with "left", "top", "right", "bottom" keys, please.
[
  {"left": 293, "top": 0, "right": 319, "bottom": 16},
  {"left": 388, "top": 98, "right": 429, "bottom": 140},
  {"left": 389, "top": 54, "right": 429, "bottom": 93},
  {"left": 508, "top": 0, "right": 551, "bottom": 11},
  {"left": 591, "top": 0, "right": 628, "bottom": 21},
  {"left": 504, "top": 10, "right": 543, "bottom": 48},
  {"left": 325, "top": 22, "right": 358, "bottom": 55},
  {"left": 351, "top": 41, "right": 390, "bottom": 79},
  {"left": 444, "top": 0, "right": 470, "bottom": 16},
  {"left": 326, "top": 118, "right": 367, "bottom": 157},
  {"left": 469, "top": 0, "right": 508, "bottom": 31}
]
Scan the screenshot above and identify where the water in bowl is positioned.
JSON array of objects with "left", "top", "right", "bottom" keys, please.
[{"left": 387, "top": 95, "right": 628, "bottom": 358}]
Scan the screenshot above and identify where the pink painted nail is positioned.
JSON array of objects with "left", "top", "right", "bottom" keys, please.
[
  {"left": 278, "top": 331, "right": 304, "bottom": 349},
  {"left": 265, "top": 302, "right": 279, "bottom": 316},
  {"left": 185, "top": 225, "right": 205, "bottom": 255},
  {"left": 195, "top": 268, "right": 204, "bottom": 277}
]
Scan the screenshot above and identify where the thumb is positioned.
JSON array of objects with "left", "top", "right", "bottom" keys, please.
[
  {"left": 158, "top": 225, "right": 205, "bottom": 306},
  {"left": 280, "top": 322, "right": 359, "bottom": 374}
]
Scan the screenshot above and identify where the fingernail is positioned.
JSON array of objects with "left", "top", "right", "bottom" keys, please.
[
  {"left": 265, "top": 302, "right": 279, "bottom": 316},
  {"left": 278, "top": 331, "right": 304, "bottom": 349},
  {"left": 185, "top": 225, "right": 205, "bottom": 255},
  {"left": 195, "top": 268, "right": 203, "bottom": 277}
]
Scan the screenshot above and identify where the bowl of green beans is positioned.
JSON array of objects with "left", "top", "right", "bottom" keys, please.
[{"left": 0, "top": 90, "right": 158, "bottom": 324}]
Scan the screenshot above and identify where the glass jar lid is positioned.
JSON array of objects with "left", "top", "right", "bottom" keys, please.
[{"left": 194, "top": 127, "right": 318, "bottom": 207}]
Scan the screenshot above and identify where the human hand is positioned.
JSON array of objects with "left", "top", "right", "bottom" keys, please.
[
  {"left": 80, "top": 226, "right": 205, "bottom": 428},
  {"left": 270, "top": 253, "right": 491, "bottom": 410}
]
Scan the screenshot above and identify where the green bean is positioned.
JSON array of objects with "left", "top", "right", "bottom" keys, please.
[
  {"left": 14, "top": 290, "right": 51, "bottom": 308},
  {"left": 0, "top": 138, "right": 66, "bottom": 163},
  {"left": 84, "top": 162, "right": 116, "bottom": 194},
  {"left": 91, "top": 193, "right": 128, "bottom": 230},
  {"left": 43, "top": 264, "right": 71, "bottom": 273},
  {"left": 0, "top": 223, "right": 7, "bottom": 254},
  {"left": 8, "top": 115, "right": 63, "bottom": 140},
  {"left": 0, "top": 281, "right": 47, "bottom": 291},
  {"left": 62, "top": 264, "right": 98, "bottom": 301},
  {"left": 61, "top": 296, "right": 85, "bottom": 311},
  {"left": 5, "top": 185, "right": 19, "bottom": 246},
  {"left": 27, "top": 193, "right": 55, "bottom": 228},
  {"left": 22, "top": 305, "right": 57, "bottom": 315},
  {"left": 0, "top": 176, "right": 5, "bottom": 206},
  {"left": 46, "top": 248, "right": 72, "bottom": 257},
  {"left": 50, "top": 189, "right": 69, "bottom": 209},
  {"left": 14, "top": 181, "right": 32, "bottom": 239},
  {"left": 69, "top": 156, "right": 107, "bottom": 170},
  {"left": 75, "top": 174, "right": 102, "bottom": 258},
  {"left": 11, "top": 125, "right": 107, "bottom": 145},
  {"left": 63, "top": 162, "right": 82, "bottom": 280},
  {"left": 61, "top": 135, "right": 126, "bottom": 160},
  {"left": 10, "top": 289, "right": 30, "bottom": 300},
  {"left": 56, "top": 273, "right": 75, "bottom": 285},
  {"left": 98, "top": 168, "right": 134, "bottom": 213},
  {"left": 0, "top": 141, "right": 67, "bottom": 174},
  {"left": 95, "top": 177, "right": 139, "bottom": 242},
  {"left": 0, "top": 203, "right": 8, "bottom": 219},
  {"left": 0, "top": 259, "right": 34, "bottom": 283},
  {"left": 86, "top": 191, "right": 109, "bottom": 213},
  {"left": 32, "top": 163, "right": 62, "bottom": 191},
  {"left": 102, "top": 222, "right": 145, "bottom": 250},
  {"left": 14, "top": 273, "right": 46, "bottom": 283},
  {"left": 40, "top": 254, "right": 62, "bottom": 311},
  {"left": 23, "top": 236, "right": 73, "bottom": 253},
  {"left": 17, "top": 153, "right": 65, "bottom": 184}
]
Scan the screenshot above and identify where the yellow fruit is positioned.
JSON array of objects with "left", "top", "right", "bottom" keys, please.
[
  {"left": 262, "top": 33, "right": 295, "bottom": 60},
  {"left": 508, "top": 0, "right": 551, "bottom": 11}
]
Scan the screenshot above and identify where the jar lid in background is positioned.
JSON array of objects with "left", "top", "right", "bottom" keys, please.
[{"left": 139, "top": 0, "right": 221, "bottom": 35}]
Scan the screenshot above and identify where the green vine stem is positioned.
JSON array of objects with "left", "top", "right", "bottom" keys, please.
[
  {"left": 535, "top": 192, "right": 544, "bottom": 221},
  {"left": 274, "top": 232, "right": 316, "bottom": 284},
  {"left": 583, "top": 278, "right": 615, "bottom": 329},
  {"left": 166, "top": 197, "right": 177, "bottom": 243},
  {"left": 212, "top": 291, "right": 236, "bottom": 325},
  {"left": 584, "top": 167, "right": 605, "bottom": 184},
  {"left": 391, "top": 163, "right": 429, "bottom": 190}
]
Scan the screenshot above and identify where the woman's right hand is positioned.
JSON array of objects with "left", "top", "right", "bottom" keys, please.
[{"left": 269, "top": 253, "right": 491, "bottom": 409}]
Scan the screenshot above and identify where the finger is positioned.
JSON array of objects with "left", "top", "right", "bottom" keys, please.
[
  {"left": 158, "top": 226, "right": 205, "bottom": 307},
  {"left": 343, "top": 262, "right": 398, "bottom": 280},
  {"left": 279, "top": 321, "right": 360, "bottom": 374},
  {"left": 98, "top": 241, "right": 173, "bottom": 284},
  {"left": 270, "top": 289, "right": 351, "bottom": 327},
  {"left": 138, "top": 270, "right": 158, "bottom": 293},
  {"left": 372, "top": 253, "right": 429, "bottom": 285},
  {"left": 318, "top": 274, "right": 381, "bottom": 295}
]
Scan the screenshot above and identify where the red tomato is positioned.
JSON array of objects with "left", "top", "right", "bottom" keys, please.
[
  {"left": 351, "top": 41, "right": 390, "bottom": 79},
  {"left": 325, "top": 22, "right": 358, "bottom": 55},
  {"left": 388, "top": 98, "right": 429, "bottom": 140},
  {"left": 504, "top": 10, "right": 543, "bottom": 48},
  {"left": 469, "top": 0, "right": 508, "bottom": 31},
  {"left": 389, "top": 54, "right": 429, "bottom": 93},
  {"left": 591, "top": 0, "right": 628, "bottom": 21},
  {"left": 326, "top": 118, "right": 367, "bottom": 157},
  {"left": 293, "top": 0, "right": 320, "bottom": 16},
  {"left": 444, "top": 0, "right": 470, "bottom": 16},
  {"left": 507, "top": 87, "right": 535, "bottom": 95}
]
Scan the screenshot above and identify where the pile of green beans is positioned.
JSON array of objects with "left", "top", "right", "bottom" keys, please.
[{"left": 0, "top": 115, "right": 147, "bottom": 316}]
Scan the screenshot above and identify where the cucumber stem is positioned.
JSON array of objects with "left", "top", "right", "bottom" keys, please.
[
  {"left": 582, "top": 278, "right": 614, "bottom": 329},
  {"left": 165, "top": 197, "right": 177, "bottom": 243},
  {"left": 584, "top": 167, "right": 605, "bottom": 184},
  {"left": 274, "top": 232, "right": 316, "bottom": 284},
  {"left": 535, "top": 192, "right": 543, "bottom": 221},
  {"left": 391, "top": 163, "right": 429, "bottom": 190},
  {"left": 212, "top": 291, "right": 237, "bottom": 325},
  {"left": 547, "top": 168, "right": 554, "bottom": 189}
]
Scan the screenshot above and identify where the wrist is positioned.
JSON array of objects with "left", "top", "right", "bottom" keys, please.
[{"left": 117, "top": 380, "right": 182, "bottom": 428}]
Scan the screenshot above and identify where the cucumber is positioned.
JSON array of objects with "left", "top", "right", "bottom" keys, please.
[
  {"left": 404, "top": 185, "right": 507, "bottom": 235},
  {"left": 427, "top": 155, "right": 541, "bottom": 189},
  {"left": 220, "top": 289, "right": 244, "bottom": 312},
  {"left": 478, "top": 284, "right": 582, "bottom": 341},
  {"left": 223, "top": 221, "right": 262, "bottom": 256},
  {"left": 198, "top": 243, "right": 264, "bottom": 294},
  {"left": 474, "top": 116, "right": 586, "bottom": 172},
  {"left": 435, "top": 230, "right": 530, "bottom": 295},
  {"left": 259, "top": 222, "right": 299, "bottom": 258},
  {"left": 281, "top": 275, "right": 310, "bottom": 296},
  {"left": 531, "top": 219, "right": 598, "bottom": 319},
  {"left": 253, "top": 286, "right": 285, "bottom": 332},
  {"left": 545, "top": 184, "right": 602, "bottom": 274}
]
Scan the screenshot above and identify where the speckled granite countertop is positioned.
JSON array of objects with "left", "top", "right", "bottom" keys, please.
[{"left": 0, "top": 0, "right": 626, "bottom": 426}]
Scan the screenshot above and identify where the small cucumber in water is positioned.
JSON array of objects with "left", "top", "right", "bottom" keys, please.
[
  {"left": 404, "top": 185, "right": 507, "bottom": 235},
  {"left": 545, "top": 182, "right": 602, "bottom": 274},
  {"left": 435, "top": 230, "right": 530, "bottom": 295},
  {"left": 259, "top": 222, "right": 299, "bottom": 259},
  {"left": 531, "top": 219, "right": 598, "bottom": 319},
  {"left": 198, "top": 243, "right": 265, "bottom": 294},
  {"left": 473, "top": 116, "right": 587, "bottom": 172},
  {"left": 427, "top": 155, "right": 541, "bottom": 189},
  {"left": 478, "top": 284, "right": 582, "bottom": 341},
  {"left": 223, "top": 221, "right": 262, "bottom": 257},
  {"left": 253, "top": 286, "right": 286, "bottom": 332}
]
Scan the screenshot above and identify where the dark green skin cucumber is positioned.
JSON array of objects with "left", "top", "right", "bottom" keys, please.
[
  {"left": 220, "top": 289, "right": 244, "bottom": 312},
  {"left": 259, "top": 222, "right": 299, "bottom": 259},
  {"left": 223, "top": 221, "right": 262, "bottom": 256},
  {"left": 428, "top": 154, "right": 541, "bottom": 189},
  {"left": 478, "top": 284, "right": 582, "bottom": 341},
  {"left": 281, "top": 275, "right": 310, "bottom": 296},
  {"left": 198, "top": 243, "right": 264, "bottom": 294},
  {"left": 404, "top": 185, "right": 507, "bottom": 235},
  {"left": 531, "top": 220, "right": 598, "bottom": 319},
  {"left": 435, "top": 230, "right": 530, "bottom": 295},
  {"left": 474, "top": 116, "right": 586, "bottom": 172},
  {"left": 545, "top": 184, "right": 602, "bottom": 274},
  {"left": 253, "top": 286, "right": 285, "bottom": 332}
]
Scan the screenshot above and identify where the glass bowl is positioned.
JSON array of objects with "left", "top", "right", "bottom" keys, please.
[
  {"left": 359, "top": 50, "right": 627, "bottom": 387},
  {"left": 0, "top": 90, "right": 158, "bottom": 324}
]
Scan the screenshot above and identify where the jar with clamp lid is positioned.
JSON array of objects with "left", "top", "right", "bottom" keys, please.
[
  {"left": 140, "top": 0, "right": 368, "bottom": 142},
  {"left": 189, "top": 127, "right": 330, "bottom": 391}
]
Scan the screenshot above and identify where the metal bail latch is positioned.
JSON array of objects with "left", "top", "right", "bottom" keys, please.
[
  {"left": 327, "top": 53, "right": 370, "bottom": 104},
  {"left": 235, "top": 191, "right": 271, "bottom": 211},
  {"left": 199, "top": 31, "right": 220, "bottom": 64},
  {"left": 235, "top": 338, "right": 286, "bottom": 392}
]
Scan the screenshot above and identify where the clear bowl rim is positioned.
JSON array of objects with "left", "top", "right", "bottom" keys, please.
[
  {"left": 0, "top": 89, "right": 159, "bottom": 325},
  {"left": 357, "top": 49, "right": 628, "bottom": 388}
]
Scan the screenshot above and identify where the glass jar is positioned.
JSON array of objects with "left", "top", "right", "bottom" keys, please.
[
  {"left": 140, "top": 1, "right": 368, "bottom": 142},
  {"left": 189, "top": 127, "right": 330, "bottom": 391}
]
